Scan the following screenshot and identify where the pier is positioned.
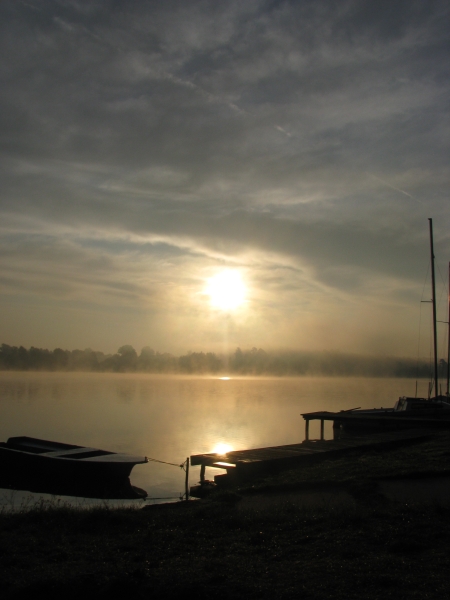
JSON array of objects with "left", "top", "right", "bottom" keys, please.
[
  {"left": 301, "top": 410, "right": 450, "bottom": 440},
  {"left": 190, "top": 429, "right": 431, "bottom": 489}
]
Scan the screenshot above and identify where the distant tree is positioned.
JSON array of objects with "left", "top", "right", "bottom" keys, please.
[
  {"left": 0, "top": 341, "right": 435, "bottom": 377},
  {"left": 68, "top": 349, "right": 98, "bottom": 371},
  {"left": 0, "top": 344, "right": 18, "bottom": 369},
  {"left": 178, "top": 351, "right": 222, "bottom": 374},
  {"left": 53, "top": 348, "right": 69, "bottom": 369},
  {"left": 116, "top": 345, "right": 138, "bottom": 371},
  {"left": 138, "top": 347, "right": 155, "bottom": 371},
  {"left": 28, "top": 346, "right": 52, "bottom": 370},
  {"left": 17, "top": 346, "right": 29, "bottom": 370},
  {"left": 153, "top": 351, "right": 177, "bottom": 372},
  {"left": 231, "top": 347, "right": 244, "bottom": 372}
]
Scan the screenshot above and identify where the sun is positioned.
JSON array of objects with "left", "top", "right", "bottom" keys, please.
[{"left": 206, "top": 270, "right": 246, "bottom": 311}]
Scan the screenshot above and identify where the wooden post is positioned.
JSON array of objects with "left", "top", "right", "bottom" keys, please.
[
  {"left": 333, "top": 420, "right": 340, "bottom": 440},
  {"left": 305, "top": 419, "right": 309, "bottom": 441},
  {"left": 320, "top": 419, "right": 324, "bottom": 440},
  {"left": 184, "top": 457, "right": 190, "bottom": 501},
  {"left": 200, "top": 462, "right": 206, "bottom": 483}
]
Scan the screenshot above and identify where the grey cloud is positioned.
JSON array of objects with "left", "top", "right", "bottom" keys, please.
[
  {"left": 0, "top": 152, "right": 447, "bottom": 296},
  {"left": 1, "top": 0, "right": 450, "bottom": 352}
]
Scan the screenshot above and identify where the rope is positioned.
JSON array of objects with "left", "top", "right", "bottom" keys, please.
[
  {"left": 146, "top": 457, "right": 185, "bottom": 468},
  {"left": 143, "top": 457, "right": 190, "bottom": 502}
]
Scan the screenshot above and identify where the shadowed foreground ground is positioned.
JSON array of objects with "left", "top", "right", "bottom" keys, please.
[{"left": 1, "top": 432, "right": 450, "bottom": 599}]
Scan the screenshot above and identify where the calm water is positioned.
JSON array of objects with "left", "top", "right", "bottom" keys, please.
[{"left": 0, "top": 372, "right": 422, "bottom": 507}]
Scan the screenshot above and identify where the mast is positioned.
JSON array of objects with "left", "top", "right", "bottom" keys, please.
[
  {"left": 447, "top": 261, "right": 450, "bottom": 396},
  {"left": 429, "top": 218, "right": 439, "bottom": 398}
]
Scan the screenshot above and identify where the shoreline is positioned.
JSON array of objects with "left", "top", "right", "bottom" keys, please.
[{"left": 1, "top": 431, "right": 450, "bottom": 598}]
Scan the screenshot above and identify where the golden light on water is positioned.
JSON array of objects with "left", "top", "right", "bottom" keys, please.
[
  {"left": 205, "top": 270, "right": 246, "bottom": 311},
  {"left": 212, "top": 442, "right": 233, "bottom": 455}
]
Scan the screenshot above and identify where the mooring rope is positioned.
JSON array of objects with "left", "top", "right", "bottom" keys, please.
[
  {"left": 143, "top": 457, "right": 190, "bottom": 502},
  {"left": 145, "top": 456, "right": 185, "bottom": 468}
]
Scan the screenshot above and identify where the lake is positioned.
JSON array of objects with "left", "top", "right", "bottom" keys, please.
[{"left": 0, "top": 372, "right": 423, "bottom": 508}]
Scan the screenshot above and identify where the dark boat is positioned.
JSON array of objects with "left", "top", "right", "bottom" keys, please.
[
  {"left": 333, "top": 395, "right": 450, "bottom": 433},
  {"left": 0, "top": 436, "right": 148, "bottom": 499}
]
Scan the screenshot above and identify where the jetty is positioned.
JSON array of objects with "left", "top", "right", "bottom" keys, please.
[
  {"left": 190, "top": 429, "right": 431, "bottom": 491},
  {"left": 301, "top": 409, "right": 450, "bottom": 440}
]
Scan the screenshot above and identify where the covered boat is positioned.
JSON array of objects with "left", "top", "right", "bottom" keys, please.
[
  {"left": 0, "top": 436, "right": 148, "bottom": 499},
  {"left": 333, "top": 395, "right": 450, "bottom": 433}
]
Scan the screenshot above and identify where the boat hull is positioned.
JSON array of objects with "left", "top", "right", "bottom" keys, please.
[
  {"left": 0, "top": 437, "right": 148, "bottom": 499},
  {"left": 338, "top": 399, "right": 450, "bottom": 433}
]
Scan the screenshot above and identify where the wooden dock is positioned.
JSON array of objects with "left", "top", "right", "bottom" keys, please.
[
  {"left": 190, "top": 429, "right": 431, "bottom": 486},
  {"left": 301, "top": 410, "right": 450, "bottom": 440}
]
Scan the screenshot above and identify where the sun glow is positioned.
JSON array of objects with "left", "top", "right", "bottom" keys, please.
[
  {"left": 212, "top": 443, "right": 233, "bottom": 455},
  {"left": 206, "top": 270, "right": 246, "bottom": 311}
]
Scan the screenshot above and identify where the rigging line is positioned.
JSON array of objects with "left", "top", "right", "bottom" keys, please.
[
  {"left": 428, "top": 305, "right": 433, "bottom": 385},
  {"left": 416, "top": 299, "right": 423, "bottom": 381},
  {"left": 436, "top": 261, "right": 446, "bottom": 285},
  {"left": 418, "top": 260, "right": 434, "bottom": 387},
  {"left": 436, "top": 262, "right": 447, "bottom": 314},
  {"left": 416, "top": 262, "right": 430, "bottom": 380},
  {"left": 438, "top": 319, "right": 448, "bottom": 370},
  {"left": 420, "top": 262, "right": 431, "bottom": 302},
  {"left": 431, "top": 263, "right": 447, "bottom": 369}
]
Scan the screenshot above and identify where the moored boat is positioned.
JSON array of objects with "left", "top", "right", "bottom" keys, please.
[
  {"left": 340, "top": 219, "right": 450, "bottom": 431},
  {"left": 0, "top": 436, "right": 148, "bottom": 499},
  {"left": 302, "top": 219, "right": 450, "bottom": 435},
  {"left": 334, "top": 395, "right": 450, "bottom": 433}
]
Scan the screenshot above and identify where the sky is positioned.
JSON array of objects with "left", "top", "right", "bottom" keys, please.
[{"left": 1, "top": 0, "right": 449, "bottom": 358}]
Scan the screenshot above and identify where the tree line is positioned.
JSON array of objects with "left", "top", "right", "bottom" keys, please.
[{"left": 0, "top": 343, "right": 447, "bottom": 378}]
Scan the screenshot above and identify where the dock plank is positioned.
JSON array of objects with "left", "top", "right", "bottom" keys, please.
[{"left": 190, "top": 429, "right": 431, "bottom": 479}]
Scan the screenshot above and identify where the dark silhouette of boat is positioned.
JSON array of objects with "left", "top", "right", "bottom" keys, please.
[
  {"left": 333, "top": 395, "right": 450, "bottom": 433},
  {"left": 0, "top": 436, "right": 148, "bottom": 499}
]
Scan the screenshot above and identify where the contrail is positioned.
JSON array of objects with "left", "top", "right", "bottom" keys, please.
[
  {"left": 18, "top": 0, "right": 41, "bottom": 10},
  {"left": 366, "top": 172, "right": 425, "bottom": 205},
  {"left": 276, "top": 125, "right": 292, "bottom": 138}
]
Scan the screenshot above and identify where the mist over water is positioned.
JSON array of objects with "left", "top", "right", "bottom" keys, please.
[{"left": 0, "top": 372, "right": 423, "bottom": 507}]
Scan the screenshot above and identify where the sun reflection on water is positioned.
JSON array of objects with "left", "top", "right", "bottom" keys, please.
[{"left": 212, "top": 442, "right": 233, "bottom": 455}]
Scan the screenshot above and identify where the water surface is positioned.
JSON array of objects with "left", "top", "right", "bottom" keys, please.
[{"left": 0, "top": 372, "right": 421, "bottom": 507}]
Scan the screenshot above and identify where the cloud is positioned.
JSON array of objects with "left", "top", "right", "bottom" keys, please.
[{"left": 0, "top": 0, "right": 449, "bottom": 353}]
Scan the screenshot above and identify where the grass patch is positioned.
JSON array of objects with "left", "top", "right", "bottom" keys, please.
[{"left": 2, "top": 499, "right": 450, "bottom": 599}]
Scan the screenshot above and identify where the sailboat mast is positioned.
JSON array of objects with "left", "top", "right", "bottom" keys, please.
[
  {"left": 447, "top": 261, "right": 450, "bottom": 396},
  {"left": 429, "top": 218, "right": 439, "bottom": 398}
]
